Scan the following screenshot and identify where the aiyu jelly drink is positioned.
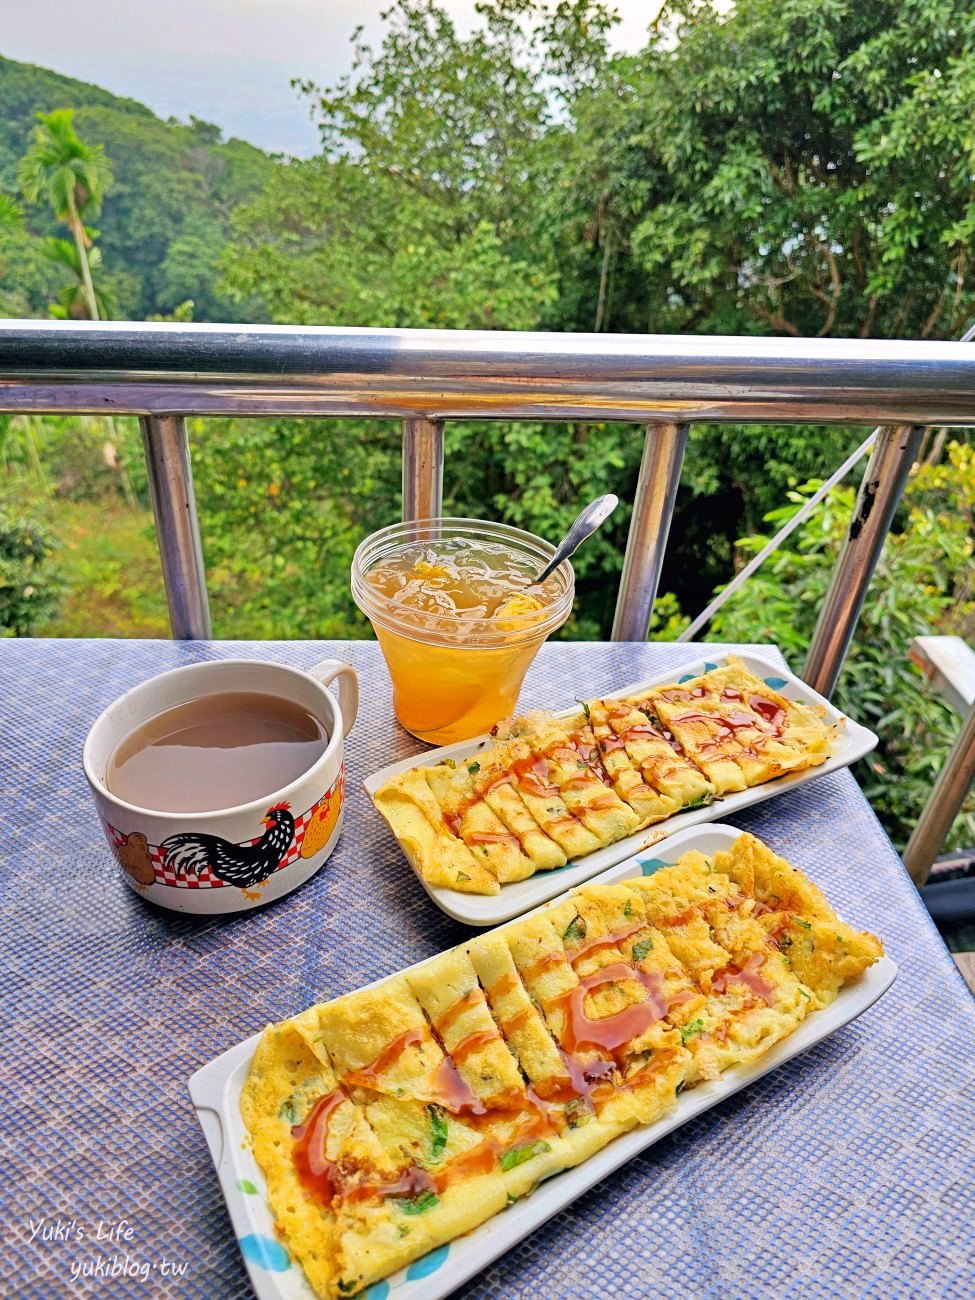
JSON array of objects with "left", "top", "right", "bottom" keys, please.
[{"left": 352, "top": 520, "right": 574, "bottom": 744}]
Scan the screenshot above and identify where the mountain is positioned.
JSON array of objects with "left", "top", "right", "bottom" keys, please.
[{"left": 0, "top": 54, "right": 275, "bottom": 320}]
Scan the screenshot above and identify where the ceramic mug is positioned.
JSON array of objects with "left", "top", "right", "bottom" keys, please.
[{"left": 83, "top": 658, "right": 359, "bottom": 914}]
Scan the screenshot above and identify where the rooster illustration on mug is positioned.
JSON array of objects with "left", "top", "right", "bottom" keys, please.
[{"left": 160, "top": 802, "right": 295, "bottom": 899}]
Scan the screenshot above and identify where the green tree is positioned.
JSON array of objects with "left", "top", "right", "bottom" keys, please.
[
  {"left": 41, "top": 234, "right": 115, "bottom": 319},
  {"left": 218, "top": 0, "right": 639, "bottom": 635},
  {"left": 553, "top": 0, "right": 975, "bottom": 339},
  {"left": 0, "top": 220, "right": 64, "bottom": 318},
  {"left": 543, "top": 0, "right": 975, "bottom": 604},
  {"left": 706, "top": 441, "right": 975, "bottom": 850},
  {"left": 155, "top": 211, "right": 223, "bottom": 317},
  {"left": 225, "top": 0, "right": 614, "bottom": 324},
  {"left": 18, "top": 108, "right": 112, "bottom": 320},
  {"left": 0, "top": 192, "right": 22, "bottom": 229}
]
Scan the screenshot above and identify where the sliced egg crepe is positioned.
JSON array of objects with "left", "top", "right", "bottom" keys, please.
[
  {"left": 645, "top": 662, "right": 833, "bottom": 795},
  {"left": 374, "top": 658, "right": 840, "bottom": 895},
  {"left": 241, "top": 833, "right": 881, "bottom": 1299}
]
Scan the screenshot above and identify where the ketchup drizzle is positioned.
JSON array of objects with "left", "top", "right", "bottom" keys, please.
[
  {"left": 291, "top": 1089, "right": 345, "bottom": 1206},
  {"left": 436, "top": 987, "right": 483, "bottom": 1036},
  {"left": 748, "top": 695, "right": 786, "bottom": 729},
  {"left": 567, "top": 920, "right": 645, "bottom": 966},
  {"left": 710, "top": 952, "right": 775, "bottom": 1004},
  {"left": 485, "top": 971, "right": 520, "bottom": 1001},
  {"left": 561, "top": 773, "right": 599, "bottom": 793},
  {"left": 450, "top": 1028, "right": 501, "bottom": 1064},
  {"left": 432, "top": 1054, "right": 488, "bottom": 1115},
  {"left": 522, "top": 948, "right": 569, "bottom": 984},
  {"left": 499, "top": 1005, "right": 533, "bottom": 1036},
  {"left": 557, "top": 962, "right": 666, "bottom": 1055},
  {"left": 512, "top": 754, "right": 559, "bottom": 799},
  {"left": 343, "top": 1026, "right": 426, "bottom": 1091}
]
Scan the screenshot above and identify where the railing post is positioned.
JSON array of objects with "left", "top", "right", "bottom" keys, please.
[
  {"left": 802, "top": 424, "right": 923, "bottom": 697},
  {"left": 139, "top": 415, "right": 212, "bottom": 640},
  {"left": 402, "top": 418, "right": 444, "bottom": 521},
  {"left": 903, "top": 704, "right": 975, "bottom": 886},
  {"left": 611, "top": 422, "right": 688, "bottom": 641}
]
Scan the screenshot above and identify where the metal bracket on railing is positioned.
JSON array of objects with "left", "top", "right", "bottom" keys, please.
[
  {"left": 139, "top": 415, "right": 212, "bottom": 640},
  {"left": 611, "top": 422, "right": 688, "bottom": 642},
  {"left": 402, "top": 418, "right": 444, "bottom": 522},
  {"left": 802, "top": 425, "right": 924, "bottom": 697}
]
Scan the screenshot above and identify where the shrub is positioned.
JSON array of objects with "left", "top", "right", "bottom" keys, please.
[{"left": 0, "top": 512, "right": 63, "bottom": 635}]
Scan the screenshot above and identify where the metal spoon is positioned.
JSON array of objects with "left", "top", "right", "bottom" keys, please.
[{"left": 533, "top": 493, "right": 619, "bottom": 584}]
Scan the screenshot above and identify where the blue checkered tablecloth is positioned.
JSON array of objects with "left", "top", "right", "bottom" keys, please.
[{"left": 2, "top": 639, "right": 973, "bottom": 1299}]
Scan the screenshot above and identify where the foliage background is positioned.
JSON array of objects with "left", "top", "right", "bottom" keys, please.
[{"left": 1, "top": 0, "right": 974, "bottom": 851}]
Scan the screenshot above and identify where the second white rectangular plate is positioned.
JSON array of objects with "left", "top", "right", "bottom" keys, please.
[
  {"left": 363, "top": 651, "right": 878, "bottom": 926},
  {"left": 189, "top": 822, "right": 896, "bottom": 1300}
]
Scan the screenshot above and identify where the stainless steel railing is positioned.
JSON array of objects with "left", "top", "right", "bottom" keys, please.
[{"left": 1, "top": 319, "right": 974, "bottom": 874}]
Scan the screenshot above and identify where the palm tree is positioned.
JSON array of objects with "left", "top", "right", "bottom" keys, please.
[
  {"left": 18, "top": 109, "right": 112, "bottom": 321},
  {"left": 41, "top": 236, "right": 115, "bottom": 320},
  {"left": 0, "top": 194, "right": 24, "bottom": 289},
  {"left": 0, "top": 193, "right": 23, "bottom": 230}
]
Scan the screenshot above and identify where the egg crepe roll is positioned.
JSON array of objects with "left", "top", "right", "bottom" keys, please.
[
  {"left": 626, "top": 853, "right": 735, "bottom": 982},
  {"left": 547, "top": 889, "right": 677, "bottom": 1062},
  {"left": 648, "top": 659, "right": 835, "bottom": 794},
  {"left": 479, "top": 716, "right": 630, "bottom": 855},
  {"left": 311, "top": 977, "right": 511, "bottom": 1293},
  {"left": 505, "top": 911, "right": 614, "bottom": 1083},
  {"left": 597, "top": 886, "right": 707, "bottom": 1036},
  {"left": 588, "top": 698, "right": 681, "bottom": 823},
  {"left": 530, "top": 714, "right": 642, "bottom": 845},
  {"left": 475, "top": 763, "right": 568, "bottom": 871},
  {"left": 505, "top": 903, "right": 686, "bottom": 1130},
  {"left": 408, "top": 942, "right": 633, "bottom": 1201},
  {"left": 424, "top": 762, "right": 535, "bottom": 883},
  {"left": 240, "top": 1022, "right": 387, "bottom": 1300},
  {"left": 712, "top": 832, "right": 883, "bottom": 1010},
  {"left": 489, "top": 730, "right": 603, "bottom": 859},
  {"left": 406, "top": 947, "right": 527, "bottom": 1104},
  {"left": 592, "top": 696, "right": 715, "bottom": 808},
  {"left": 626, "top": 852, "right": 808, "bottom": 1079},
  {"left": 545, "top": 886, "right": 690, "bottom": 1127},
  {"left": 372, "top": 659, "right": 844, "bottom": 897},
  {"left": 466, "top": 931, "right": 576, "bottom": 1101},
  {"left": 373, "top": 768, "right": 500, "bottom": 894}
]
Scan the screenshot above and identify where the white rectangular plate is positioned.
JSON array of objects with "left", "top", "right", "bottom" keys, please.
[
  {"left": 363, "top": 651, "right": 878, "bottom": 926},
  {"left": 189, "top": 822, "right": 896, "bottom": 1300}
]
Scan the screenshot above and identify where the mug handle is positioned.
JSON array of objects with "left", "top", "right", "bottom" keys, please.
[{"left": 307, "top": 659, "right": 359, "bottom": 739}]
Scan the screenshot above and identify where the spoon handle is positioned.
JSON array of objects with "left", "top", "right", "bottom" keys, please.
[{"left": 534, "top": 494, "right": 619, "bottom": 584}]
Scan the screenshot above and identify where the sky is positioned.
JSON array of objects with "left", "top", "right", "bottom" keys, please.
[{"left": 0, "top": 0, "right": 660, "bottom": 157}]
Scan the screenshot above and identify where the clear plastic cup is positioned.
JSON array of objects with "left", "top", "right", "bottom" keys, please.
[{"left": 351, "top": 518, "right": 574, "bottom": 745}]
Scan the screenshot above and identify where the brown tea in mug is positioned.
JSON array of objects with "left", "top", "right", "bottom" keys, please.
[{"left": 106, "top": 692, "right": 329, "bottom": 813}]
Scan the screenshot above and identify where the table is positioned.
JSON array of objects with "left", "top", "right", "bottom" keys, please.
[{"left": 2, "top": 639, "right": 973, "bottom": 1300}]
